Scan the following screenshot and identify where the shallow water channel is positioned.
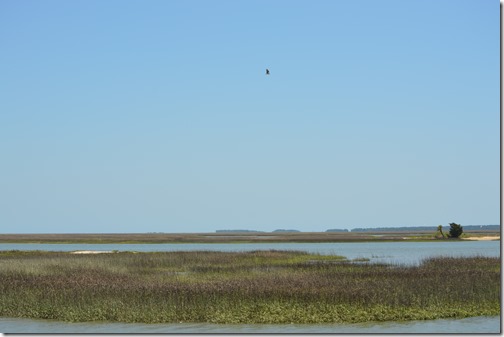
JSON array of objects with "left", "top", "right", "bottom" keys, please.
[
  {"left": 0, "top": 240, "right": 499, "bottom": 265},
  {"left": 0, "top": 316, "right": 500, "bottom": 333},
  {"left": 0, "top": 240, "right": 500, "bottom": 333}
]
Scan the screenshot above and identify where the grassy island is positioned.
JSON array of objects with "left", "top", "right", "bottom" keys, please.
[
  {"left": 0, "top": 250, "right": 499, "bottom": 324},
  {"left": 0, "top": 231, "right": 499, "bottom": 244}
]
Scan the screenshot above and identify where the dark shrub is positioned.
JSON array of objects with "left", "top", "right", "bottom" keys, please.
[{"left": 448, "top": 222, "right": 463, "bottom": 238}]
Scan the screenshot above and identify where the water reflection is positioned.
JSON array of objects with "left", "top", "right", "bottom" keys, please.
[{"left": 0, "top": 316, "right": 500, "bottom": 333}]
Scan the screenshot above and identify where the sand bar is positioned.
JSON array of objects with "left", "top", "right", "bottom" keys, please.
[
  {"left": 71, "top": 250, "right": 114, "bottom": 254},
  {"left": 462, "top": 236, "right": 500, "bottom": 241}
]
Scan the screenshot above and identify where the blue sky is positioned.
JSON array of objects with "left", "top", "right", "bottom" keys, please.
[{"left": 0, "top": 0, "right": 499, "bottom": 233}]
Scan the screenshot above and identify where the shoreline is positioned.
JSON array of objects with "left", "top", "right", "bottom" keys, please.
[{"left": 461, "top": 236, "right": 500, "bottom": 241}]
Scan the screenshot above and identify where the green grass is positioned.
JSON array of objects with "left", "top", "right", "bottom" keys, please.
[{"left": 0, "top": 250, "right": 499, "bottom": 324}]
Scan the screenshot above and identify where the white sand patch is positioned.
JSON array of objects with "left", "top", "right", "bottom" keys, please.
[
  {"left": 462, "top": 236, "right": 500, "bottom": 241},
  {"left": 71, "top": 250, "right": 114, "bottom": 254}
]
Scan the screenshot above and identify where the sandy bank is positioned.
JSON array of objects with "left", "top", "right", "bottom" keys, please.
[
  {"left": 71, "top": 250, "right": 114, "bottom": 254},
  {"left": 462, "top": 236, "right": 500, "bottom": 241}
]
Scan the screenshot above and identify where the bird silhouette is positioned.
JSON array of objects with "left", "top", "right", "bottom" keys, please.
[{"left": 266, "top": 69, "right": 270, "bottom": 75}]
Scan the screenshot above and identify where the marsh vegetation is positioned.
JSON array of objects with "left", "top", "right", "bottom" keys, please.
[
  {"left": 0, "top": 230, "right": 499, "bottom": 244},
  {"left": 0, "top": 250, "right": 499, "bottom": 324},
  {"left": 0, "top": 232, "right": 414, "bottom": 243}
]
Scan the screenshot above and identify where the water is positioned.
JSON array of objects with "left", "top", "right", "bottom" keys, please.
[
  {"left": 0, "top": 316, "right": 500, "bottom": 333},
  {"left": 0, "top": 240, "right": 499, "bottom": 265}
]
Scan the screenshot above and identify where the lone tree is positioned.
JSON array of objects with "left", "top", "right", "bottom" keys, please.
[
  {"left": 448, "top": 222, "right": 463, "bottom": 238},
  {"left": 437, "top": 225, "right": 445, "bottom": 238}
]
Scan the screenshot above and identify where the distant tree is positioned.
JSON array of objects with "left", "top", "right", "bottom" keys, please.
[
  {"left": 437, "top": 225, "right": 445, "bottom": 239},
  {"left": 448, "top": 223, "right": 463, "bottom": 238}
]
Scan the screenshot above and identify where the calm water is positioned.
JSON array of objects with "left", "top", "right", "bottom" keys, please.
[
  {"left": 1, "top": 241, "right": 500, "bottom": 333},
  {"left": 0, "top": 240, "right": 499, "bottom": 265},
  {"left": 0, "top": 316, "right": 500, "bottom": 333}
]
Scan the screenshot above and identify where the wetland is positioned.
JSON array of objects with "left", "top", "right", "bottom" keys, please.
[
  {"left": 0, "top": 232, "right": 500, "bottom": 332},
  {"left": 0, "top": 249, "right": 499, "bottom": 325}
]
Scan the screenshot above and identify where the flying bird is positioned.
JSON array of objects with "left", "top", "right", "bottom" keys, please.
[{"left": 266, "top": 69, "right": 270, "bottom": 75}]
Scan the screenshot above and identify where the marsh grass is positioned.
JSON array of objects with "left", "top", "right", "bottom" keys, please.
[
  {"left": 0, "top": 232, "right": 440, "bottom": 243},
  {"left": 0, "top": 250, "right": 499, "bottom": 324}
]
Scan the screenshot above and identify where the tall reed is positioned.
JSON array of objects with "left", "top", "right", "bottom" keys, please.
[{"left": 0, "top": 250, "right": 499, "bottom": 323}]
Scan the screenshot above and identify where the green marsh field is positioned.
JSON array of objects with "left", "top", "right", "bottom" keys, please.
[{"left": 0, "top": 250, "right": 499, "bottom": 324}]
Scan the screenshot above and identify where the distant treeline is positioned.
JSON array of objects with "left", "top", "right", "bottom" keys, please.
[
  {"left": 348, "top": 225, "right": 500, "bottom": 232},
  {"left": 216, "top": 230, "right": 264, "bottom": 233},
  {"left": 216, "top": 229, "right": 301, "bottom": 233},
  {"left": 217, "top": 225, "right": 500, "bottom": 234}
]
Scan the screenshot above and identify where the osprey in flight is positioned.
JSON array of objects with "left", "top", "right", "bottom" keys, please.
[{"left": 266, "top": 69, "right": 270, "bottom": 75}]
